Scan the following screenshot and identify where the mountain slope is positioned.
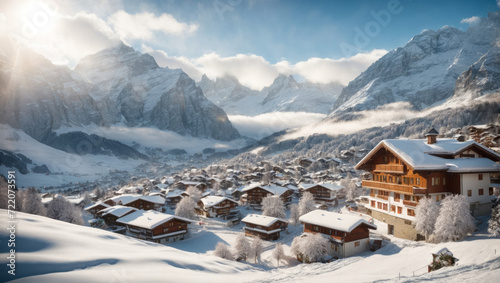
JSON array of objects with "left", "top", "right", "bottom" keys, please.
[{"left": 331, "top": 12, "right": 500, "bottom": 118}]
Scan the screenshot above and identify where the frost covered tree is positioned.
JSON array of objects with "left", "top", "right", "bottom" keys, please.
[
  {"left": 251, "top": 237, "right": 263, "bottom": 263},
  {"left": 262, "top": 196, "right": 286, "bottom": 219},
  {"left": 289, "top": 203, "right": 300, "bottom": 225},
  {"left": 434, "top": 195, "right": 475, "bottom": 242},
  {"left": 291, "top": 233, "right": 329, "bottom": 263},
  {"left": 46, "top": 196, "right": 83, "bottom": 225},
  {"left": 415, "top": 197, "right": 440, "bottom": 241},
  {"left": 214, "top": 242, "right": 234, "bottom": 260},
  {"left": 272, "top": 242, "right": 285, "bottom": 267},
  {"left": 22, "top": 187, "right": 46, "bottom": 216},
  {"left": 488, "top": 205, "right": 500, "bottom": 237},
  {"left": 82, "top": 191, "right": 92, "bottom": 206},
  {"left": 234, "top": 234, "right": 251, "bottom": 261},
  {"left": 186, "top": 187, "right": 202, "bottom": 203},
  {"left": 175, "top": 197, "right": 197, "bottom": 219},
  {"left": 299, "top": 192, "right": 316, "bottom": 216},
  {"left": 346, "top": 181, "right": 360, "bottom": 202}
]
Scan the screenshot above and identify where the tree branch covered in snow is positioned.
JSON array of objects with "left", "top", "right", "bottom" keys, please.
[
  {"left": 291, "top": 233, "right": 330, "bottom": 263},
  {"left": 175, "top": 197, "right": 197, "bottom": 219},
  {"left": 262, "top": 196, "right": 286, "bottom": 219},
  {"left": 415, "top": 197, "right": 440, "bottom": 241},
  {"left": 214, "top": 242, "right": 234, "bottom": 261},
  {"left": 434, "top": 195, "right": 475, "bottom": 242},
  {"left": 299, "top": 192, "right": 316, "bottom": 216}
]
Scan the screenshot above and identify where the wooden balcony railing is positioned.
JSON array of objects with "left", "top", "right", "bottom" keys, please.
[
  {"left": 374, "top": 164, "right": 404, "bottom": 173},
  {"left": 362, "top": 180, "right": 422, "bottom": 195},
  {"left": 403, "top": 200, "right": 418, "bottom": 207},
  {"left": 369, "top": 193, "right": 376, "bottom": 197},
  {"left": 377, "top": 195, "right": 389, "bottom": 201}
]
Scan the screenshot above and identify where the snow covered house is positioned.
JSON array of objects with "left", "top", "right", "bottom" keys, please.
[
  {"left": 84, "top": 202, "right": 111, "bottom": 217},
  {"left": 163, "top": 189, "right": 189, "bottom": 208},
  {"left": 299, "top": 183, "right": 344, "bottom": 204},
  {"left": 103, "top": 194, "right": 165, "bottom": 212},
  {"left": 299, "top": 210, "right": 377, "bottom": 258},
  {"left": 241, "top": 214, "right": 288, "bottom": 241},
  {"left": 117, "top": 210, "right": 193, "bottom": 243},
  {"left": 196, "top": 196, "right": 239, "bottom": 218},
  {"left": 241, "top": 184, "right": 293, "bottom": 206},
  {"left": 98, "top": 205, "right": 137, "bottom": 226},
  {"left": 356, "top": 128, "right": 500, "bottom": 240}
]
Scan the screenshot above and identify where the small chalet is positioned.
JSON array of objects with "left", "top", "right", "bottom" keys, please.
[
  {"left": 355, "top": 128, "right": 500, "bottom": 240},
  {"left": 241, "top": 184, "right": 293, "bottom": 206},
  {"left": 299, "top": 210, "right": 377, "bottom": 258},
  {"left": 299, "top": 183, "right": 344, "bottom": 204},
  {"left": 117, "top": 210, "right": 193, "bottom": 243},
  {"left": 84, "top": 202, "right": 111, "bottom": 217},
  {"left": 196, "top": 196, "right": 239, "bottom": 219},
  {"left": 241, "top": 214, "right": 288, "bottom": 240},
  {"left": 164, "top": 189, "right": 189, "bottom": 208},
  {"left": 103, "top": 194, "right": 165, "bottom": 211},
  {"left": 98, "top": 205, "right": 137, "bottom": 226}
]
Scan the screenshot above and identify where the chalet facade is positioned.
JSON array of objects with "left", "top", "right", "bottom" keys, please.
[
  {"left": 84, "top": 202, "right": 111, "bottom": 217},
  {"left": 241, "top": 214, "right": 288, "bottom": 241},
  {"left": 103, "top": 194, "right": 165, "bottom": 212},
  {"left": 241, "top": 184, "right": 293, "bottom": 206},
  {"left": 98, "top": 205, "right": 137, "bottom": 226},
  {"left": 356, "top": 128, "right": 500, "bottom": 240},
  {"left": 117, "top": 210, "right": 192, "bottom": 244},
  {"left": 197, "top": 196, "right": 239, "bottom": 219},
  {"left": 299, "top": 210, "right": 377, "bottom": 258},
  {"left": 299, "top": 183, "right": 344, "bottom": 204}
]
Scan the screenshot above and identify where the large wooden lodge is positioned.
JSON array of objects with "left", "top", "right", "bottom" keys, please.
[
  {"left": 356, "top": 128, "right": 500, "bottom": 240},
  {"left": 241, "top": 184, "right": 293, "bottom": 206}
]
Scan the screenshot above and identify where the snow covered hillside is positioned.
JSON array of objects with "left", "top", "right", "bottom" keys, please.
[{"left": 1, "top": 210, "right": 499, "bottom": 283}]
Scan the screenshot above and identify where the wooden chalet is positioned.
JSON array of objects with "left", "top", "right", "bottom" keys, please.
[
  {"left": 98, "top": 205, "right": 137, "bottom": 226},
  {"left": 196, "top": 196, "right": 239, "bottom": 219},
  {"left": 299, "top": 210, "right": 377, "bottom": 258},
  {"left": 103, "top": 194, "right": 165, "bottom": 212},
  {"left": 164, "top": 189, "right": 189, "bottom": 208},
  {"left": 117, "top": 210, "right": 193, "bottom": 243},
  {"left": 241, "top": 184, "right": 293, "bottom": 206},
  {"left": 84, "top": 202, "right": 111, "bottom": 217},
  {"left": 241, "top": 214, "right": 288, "bottom": 241},
  {"left": 355, "top": 128, "right": 500, "bottom": 240},
  {"left": 299, "top": 183, "right": 344, "bottom": 203}
]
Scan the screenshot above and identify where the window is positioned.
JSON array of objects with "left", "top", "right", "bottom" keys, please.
[
  {"left": 354, "top": 241, "right": 360, "bottom": 247},
  {"left": 397, "top": 176, "right": 401, "bottom": 184},
  {"left": 407, "top": 209, "right": 415, "bottom": 216},
  {"left": 384, "top": 156, "right": 388, "bottom": 162},
  {"left": 410, "top": 178, "right": 414, "bottom": 185},
  {"left": 436, "top": 177, "right": 440, "bottom": 186},
  {"left": 432, "top": 177, "right": 435, "bottom": 186},
  {"left": 478, "top": 174, "right": 483, "bottom": 180},
  {"left": 371, "top": 200, "right": 375, "bottom": 207},
  {"left": 416, "top": 178, "right": 420, "bottom": 186},
  {"left": 391, "top": 156, "right": 395, "bottom": 163},
  {"left": 490, "top": 187, "right": 494, "bottom": 195},
  {"left": 443, "top": 177, "right": 446, "bottom": 186},
  {"left": 467, "top": 190, "right": 472, "bottom": 197},
  {"left": 479, "top": 189, "right": 484, "bottom": 196},
  {"left": 383, "top": 203, "right": 388, "bottom": 211},
  {"left": 394, "top": 193, "right": 400, "bottom": 201},
  {"left": 397, "top": 207, "right": 402, "bottom": 214},
  {"left": 404, "top": 195, "right": 411, "bottom": 201},
  {"left": 391, "top": 205, "right": 396, "bottom": 212}
]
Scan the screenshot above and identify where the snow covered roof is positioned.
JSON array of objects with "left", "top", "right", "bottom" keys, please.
[
  {"left": 446, "top": 158, "right": 500, "bottom": 173},
  {"left": 107, "top": 194, "right": 165, "bottom": 205},
  {"left": 200, "top": 196, "right": 237, "bottom": 208},
  {"left": 108, "top": 194, "right": 138, "bottom": 205},
  {"left": 99, "top": 205, "right": 137, "bottom": 217},
  {"left": 241, "top": 184, "right": 291, "bottom": 196},
  {"left": 117, "top": 210, "right": 192, "bottom": 229},
  {"left": 164, "top": 189, "right": 187, "bottom": 198},
  {"left": 85, "top": 202, "right": 110, "bottom": 211},
  {"left": 241, "top": 214, "right": 287, "bottom": 227},
  {"left": 299, "top": 210, "right": 376, "bottom": 232},
  {"left": 139, "top": 195, "right": 165, "bottom": 205},
  {"left": 300, "top": 183, "right": 344, "bottom": 191},
  {"left": 356, "top": 138, "right": 500, "bottom": 171}
]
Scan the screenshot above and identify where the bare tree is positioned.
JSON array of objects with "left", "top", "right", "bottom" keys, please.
[
  {"left": 214, "top": 242, "right": 234, "bottom": 260},
  {"left": 272, "top": 242, "right": 285, "bottom": 267}
]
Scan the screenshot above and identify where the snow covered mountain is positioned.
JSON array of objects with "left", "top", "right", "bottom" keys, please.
[
  {"left": 198, "top": 74, "right": 342, "bottom": 115},
  {"left": 0, "top": 42, "right": 240, "bottom": 142},
  {"left": 331, "top": 12, "right": 500, "bottom": 118}
]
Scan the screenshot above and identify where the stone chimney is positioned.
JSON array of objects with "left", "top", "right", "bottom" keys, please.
[{"left": 425, "top": 127, "right": 439, "bottom": 144}]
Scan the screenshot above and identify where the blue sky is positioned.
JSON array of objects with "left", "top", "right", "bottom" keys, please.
[{"left": 1, "top": 0, "right": 498, "bottom": 89}]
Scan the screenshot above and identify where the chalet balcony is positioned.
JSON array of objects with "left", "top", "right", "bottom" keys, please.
[
  {"left": 362, "top": 180, "right": 425, "bottom": 195},
  {"left": 403, "top": 200, "right": 418, "bottom": 207},
  {"left": 376, "top": 195, "right": 389, "bottom": 201},
  {"left": 373, "top": 164, "right": 404, "bottom": 174}
]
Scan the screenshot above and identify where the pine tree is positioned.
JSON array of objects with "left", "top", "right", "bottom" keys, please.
[
  {"left": 234, "top": 234, "right": 251, "bottom": 261},
  {"left": 488, "top": 205, "right": 500, "bottom": 237},
  {"left": 272, "top": 242, "right": 285, "bottom": 267},
  {"left": 214, "top": 242, "right": 234, "bottom": 260},
  {"left": 289, "top": 203, "right": 300, "bottom": 225},
  {"left": 22, "top": 187, "right": 46, "bottom": 216},
  {"left": 175, "top": 197, "right": 197, "bottom": 219},
  {"left": 251, "top": 237, "right": 263, "bottom": 263},
  {"left": 415, "top": 197, "right": 440, "bottom": 241},
  {"left": 434, "top": 195, "right": 475, "bottom": 242},
  {"left": 299, "top": 192, "right": 316, "bottom": 216},
  {"left": 262, "top": 196, "right": 286, "bottom": 219}
]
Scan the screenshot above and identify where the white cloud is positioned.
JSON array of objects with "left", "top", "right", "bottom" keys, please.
[
  {"left": 228, "top": 112, "right": 326, "bottom": 139},
  {"left": 108, "top": 10, "right": 198, "bottom": 41},
  {"left": 460, "top": 16, "right": 480, "bottom": 25},
  {"left": 147, "top": 48, "right": 387, "bottom": 90},
  {"left": 498, "top": 0, "right": 500, "bottom": 9}
]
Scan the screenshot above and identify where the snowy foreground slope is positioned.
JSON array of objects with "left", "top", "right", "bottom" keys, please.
[{"left": 1, "top": 210, "right": 499, "bottom": 283}]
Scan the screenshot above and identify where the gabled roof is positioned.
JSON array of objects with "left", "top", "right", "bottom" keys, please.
[
  {"left": 299, "top": 183, "right": 344, "bottom": 191},
  {"left": 299, "top": 210, "right": 377, "bottom": 232},
  {"left": 106, "top": 194, "right": 165, "bottom": 205},
  {"left": 356, "top": 139, "right": 500, "bottom": 171},
  {"left": 241, "top": 184, "right": 291, "bottom": 196},
  {"left": 242, "top": 214, "right": 287, "bottom": 227},
  {"left": 84, "top": 202, "right": 110, "bottom": 211},
  {"left": 99, "top": 205, "right": 137, "bottom": 217},
  {"left": 199, "top": 196, "right": 237, "bottom": 208},
  {"left": 117, "top": 210, "right": 192, "bottom": 229}
]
